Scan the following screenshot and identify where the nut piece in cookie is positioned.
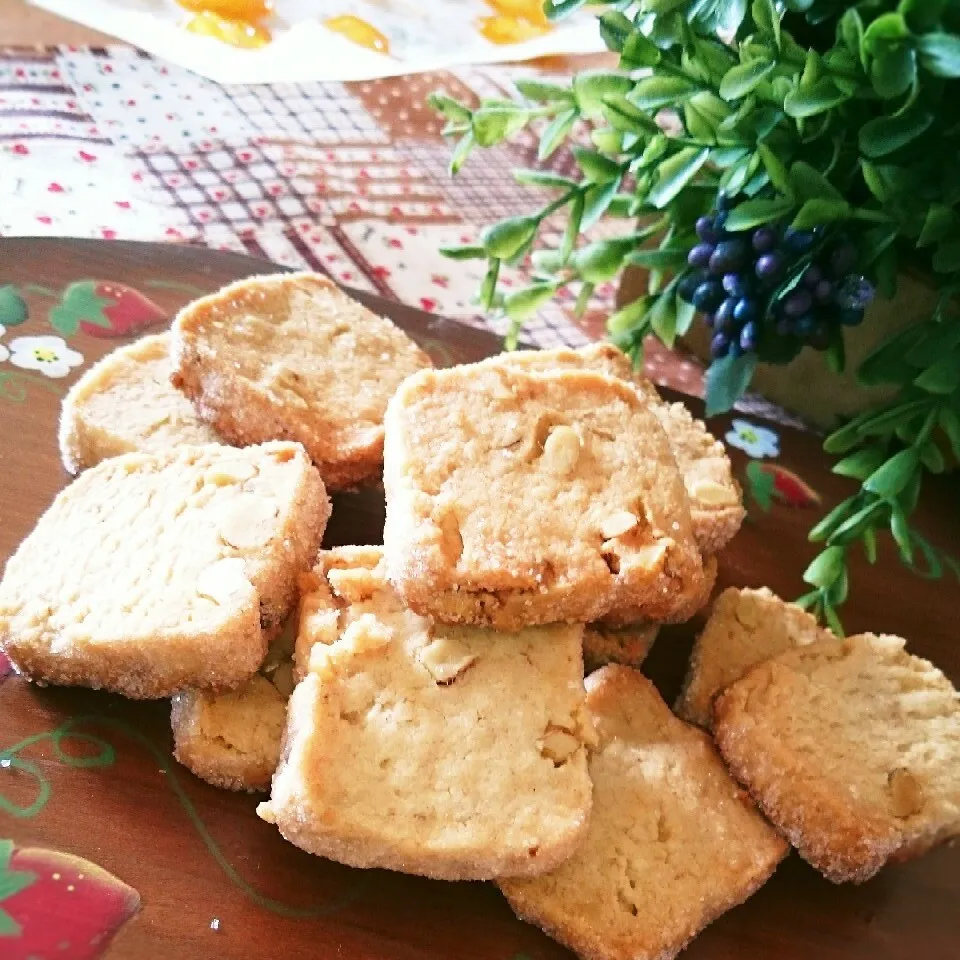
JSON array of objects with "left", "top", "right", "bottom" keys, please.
[
  {"left": 59, "top": 332, "right": 223, "bottom": 474},
  {"left": 383, "top": 365, "right": 706, "bottom": 629},
  {"left": 582, "top": 622, "right": 658, "bottom": 673},
  {"left": 713, "top": 633, "right": 960, "bottom": 883},
  {"left": 171, "top": 272, "right": 432, "bottom": 490},
  {"left": 0, "top": 442, "right": 329, "bottom": 699},
  {"left": 489, "top": 344, "right": 745, "bottom": 555},
  {"left": 676, "top": 586, "right": 826, "bottom": 729},
  {"left": 258, "top": 546, "right": 594, "bottom": 881},
  {"left": 499, "top": 666, "right": 787, "bottom": 960}
]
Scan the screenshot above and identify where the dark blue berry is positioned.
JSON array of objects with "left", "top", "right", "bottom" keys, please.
[
  {"left": 795, "top": 314, "right": 816, "bottom": 338},
  {"left": 722, "top": 273, "right": 750, "bottom": 298},
  {"left": 714, "top": 211, "right": 728, "bottom": 233},
  {"left": 830, "top": 243, "right": 857, "bottom": 277},
  {"left": 784, "top": 227, "right": 815, "bottom": 254},
  {"left": 835, "top": 275, "right": 875, "bottom": 310},
  {"left": 802, "top": 265, "right": 823, "bottom": 288},
  {"left": 839, "top": 307, "right": 865, "bottom": 326},
  {"left": 677, "top": 271, "right": 703, "bottom": 303},
  {"left": 696, "top": 216, "right": 720, "bottom": 244},
  {"left": 715, "top": 192, "right": 731, "bottom": 212},
  {"left": 814, "top": 279, "right": 834, "bottom": 303},
  {"left": 709, "top": 239, "right": 749, "bottom": 275},
  {"left": 755, "top": 252, "right": 783, "bottom": 280},
  {"left": 784, "top": 289, "right": 812, "bottom": 318},
  {"left": 688, "top": 243, "right": 714, "bottom": 268},
  {"left": 692, "top": 280, "right": 724, "bottom": 312},
  {"left": 710, "top": 333, "right": 730, "bottom": 358},
  {"left": 752, "top": 227, "right": 777, "bottom": 254},
  {"left": 714, "top": 297, "right": 736, "bottom": 332},
  {"left": 733, "top": 297, "right": 758, "bottom": 324},
  {"left": 739, "top": 321, "right": 758, "bottom": 352}
]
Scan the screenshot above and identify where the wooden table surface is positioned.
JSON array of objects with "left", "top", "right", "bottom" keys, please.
[{"left": 0, "top": 239, "right": 957, "bottom": 960}]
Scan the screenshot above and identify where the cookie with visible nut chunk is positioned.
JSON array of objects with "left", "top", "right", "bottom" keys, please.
[
  {"left": 382, "top": 365, "right": 706, "bottom": 629},
  {"left": 171, "top": 272, "right": 432, "bottom": 490},
  {"left": 490, "top": 344, "right": 744, "bottom": 555},
  {"left": 59, "top": 332, "right": 223, "bottom": 474},
  {"left": 713, "top": 633, "right": 960, "bottom": 883},
  {"left": 0, "top": 442, "right": 329, "bottom": 699},
  {"left": 676, "top": 586, "right": 826, "bottom": 729},
  {"left": 499, "top": 666, "right": 787, "bottom": 960},
  {"left": 582, "top": 622, "right": 658, "bottom": 673},
  {"left": 258, "top": 545, "right": 594, "bottom": 881}
]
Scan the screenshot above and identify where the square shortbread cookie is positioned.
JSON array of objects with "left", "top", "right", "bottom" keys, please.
[
  {"left": 58, "top": 332, "right": 222, "bottom": 474},
  {"left": 0, "top": 442, "right": 328, "bottom": 699},
  {"left": 499, "top": 666, "right": 787, "bottom": 960},
  {"left": 714, "top": 633, "right": 960, "bottom": 883},
  {"left": 258, "top": 546, "right": 594, "bottom": 880},
  {"left": 382, "top": 365, "right": 706, "bottom": 629},
  {"left": 171, "top": 272, "right": 432, "bottom": 490}
]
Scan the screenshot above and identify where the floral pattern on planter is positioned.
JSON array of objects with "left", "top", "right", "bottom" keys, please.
[
  {"left": 725, "top": 418, "right": 780, "bottom": 459},
  {"left": 0, "top": 839, "right": 140, "bottom": 959},
  {"left": 7, "top": 336, "right": 84, "bottom": 379}
]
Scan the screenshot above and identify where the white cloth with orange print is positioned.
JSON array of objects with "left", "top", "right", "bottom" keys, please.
[{"left": 29, "top": 0, "right": 604, "bottom": 84}]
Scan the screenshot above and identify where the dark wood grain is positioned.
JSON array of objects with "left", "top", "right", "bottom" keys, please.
[{"left": 0, "top": 239, "right": 957, "bottom": 960}]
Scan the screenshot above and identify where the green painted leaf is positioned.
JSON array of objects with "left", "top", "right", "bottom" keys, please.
[
  {"left": 724, "top": 196, "right": 795, "bottom": 231},
  {"left": 573, "top": 70, "right": 634, "bottom": 117},
  {"left": 745, "top": 460, "right": 774, "bottom": 511},
  {"left": 783, "top": 78, "right": 849, "bottom": 118},
  {"left": 648, "top": 147, "right": 710, "bottom": 209},
  {"left": 538, "top": 108, "right": 578, "bottom": 160},
  {"left": 0, "top": 286, "right": 28, "bottom": 327},
  {"left": 719, "top": 59, "right": 775, "bottom": 101},
  {"left": 48, "top": 280, "right": 113, "bottom": 335},
  {"left": 917, "top": 32, "right": 960, "bottom": 77},
  {"left": 791, "top": 198, "right": 851, "bottom": 230},
  {"left": 803, "top": 545, "right": 845, "bottom": 588},
  {"left": 864, "top": 448, "right": 920, "bottom": 499},
  {"left": 859, "top": 107, "right": 934, "bottom": 158},
  {"left": 704, "top": 351, "right": 757, "bottom": 417},
  {"left": 482, "top": 217, "right": 539, "bottom": 259},
  {"left": 514, "top": 78, "right": 574, "bottom": 103}
]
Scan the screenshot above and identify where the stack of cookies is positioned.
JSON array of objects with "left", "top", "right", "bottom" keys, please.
[{"left": 2, "top": 272, "right": 957, "bottom": 960}]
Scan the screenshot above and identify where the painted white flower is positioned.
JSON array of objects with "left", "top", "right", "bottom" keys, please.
[
  {"left": 8, "top": 335, "right": 83, "bottom": 379},
  {"left": 725, "top": 418, "right": 780, "bottom": 459}
]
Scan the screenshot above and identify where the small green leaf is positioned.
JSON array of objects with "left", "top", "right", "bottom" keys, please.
[
  {"left": 627, "top": 247, "right": 689, "bottom": 269},
  {"left": 543, "top": 0, "right": 588, "bottom": 20},
  {"left": 833, "top": 446, "right": 888, "bottom": 481},
  {"left": 648, "top": 147, "right": 710, "bottom": 209},
  {"left": 859, "top": 107, "right": 934, "bottom": 158},
  {"left": 602, "top": 95, "right": 660, "bottom": 135},
  {"left": 472, "top": 106, "right": 529, "bottom": 147},
  {"left": 823, "top": 603, "right": 845, "bottom": 637},
  {"left": 783, "top": 78, "right": 849, "bottom": 118},
  {"left": 649, "top": 289, "right": 678, "bottom": 346},
  {"left": 917, "top": 33, "right": 960, "bottom": 78},
  {"left": 863, "top": 12, "right": 909, "bottom": 54},
  {"left": 581, "top": 180, "right": 621, "bottom": 232},
  {"left": 745, "top": 460, "right": 775, "bottom": 511},
  {"left": 840, "top": 8, "right": 866, "bottom": 68},
  {"left": 573, "top": 71, "right": 634, "bottom": 117},
  {"left": 449, "top": 131, "right": 474, "bottom": 175},
  {"left": 503, "top": 282, "right": 561, "bottom": 322},
  {"left": 538, "top": 108, "right": 578, "bottom": 160},
  {"left": 428, "top": 92, "right": 471, "bottom": 123},
  {"left": 791, "top": 198, "right": 851, "bottom": 230},
  {"left": 920, "top": 441, "right": 947, "bottom": 473},
  {"left": 598, "top": 10, "right": 633, "bottom": 53},
  {"left": 515, "top": 78, "right": 574, "bottom": 103},
  {"left": 933, "top": 238, "right": 960, "bottom": 273},
  {"left": 900, "top": 0, "right": 947, "bottom": 33},
  {"left": 479, "top": 259, "right": 500, "bottom": 312},
  {"left": 572, "top": 237, "right": 635, "bottom": 283},
  {"left": 704, "top": 351, "right": 758, "bottom": 417},
  {"left": 512, "top": 169, "right": 576, "bottom": 189},
  {"left": 863, "top": 526, "right": 878, "bottom": 563},
  {"left": 864, "top": 448, "right": 920, "bottom": 499},
  {"left": 790, "top": 161, "right": 844, "bottom": 203},
  {"left": 439, "top": 245, "right": 487, "bottom": 261},
  {"left": 724, "top": 196, "right": 795, "bottom": 231},
  {"left": 914, "top": 355, "right": 960, "bottom": 394},
  {"left": 607, "top": 295, "right": 650, "bottom": 336},
  {"left": 757, "top": 144, "right": 792, "bottom": 196},
  {"left": 561, "top": 193, "right": 584, "bottom": 262},
  {"left": 574, "top": 281, "right": 594, "bottom": 318},
  {"left": 809, "top": 498, "right": 858, "bottom": 542},
  {"left": 753, "top": 0, "right": 781, "bottom": 46},
  {"left": 573, "top": 147, "right": 622, "bottom": 184},
  {"left": 803, "top": 545, "right": 845, "bottom": 588},
  {"left": 938, "top": 407, "right": 960, "bottom": 460},
  {"left": 675, "top": 296, "right": 696, "bottom": 337},
  {"left": 621, "top": 30, "right": 663, "bottom": 68},
  {"left": 719, "top": 59, "right": 775, "bottom": 101},
  {"left": 890, "top": 504, "right": 913, "bottom": 563},
  {"left": 828, "top": 500, "right": 886, "bottom": 545},
  {"left": 482, "top": 217, "right": 539, "bottom": 259},
  {"left": 0, "top": 286, "right": 28, "bottom": 327},
  {"left": 631, "top": 75, "right": 698, "bottom": 110},
  {"left": 871, "top": 45, "right": 917, "bottom": 99},
  {"left": 917, "top": 203, "right": 956, "bottom": 248}
]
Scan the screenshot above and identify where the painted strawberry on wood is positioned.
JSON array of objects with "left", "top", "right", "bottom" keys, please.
[
  {"left": 50, "top": 281, "right": 167, "bottom": 339},
  {"left": 745, "top": 461, "right": 820, "bottom": 511},
  {"left": 0, "top": 839, "right": 139, "bottom": 959}
]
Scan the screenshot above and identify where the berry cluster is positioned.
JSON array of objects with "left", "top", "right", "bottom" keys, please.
[{"left": 677, "top": 198, "right": 875, "bottom": 361}]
